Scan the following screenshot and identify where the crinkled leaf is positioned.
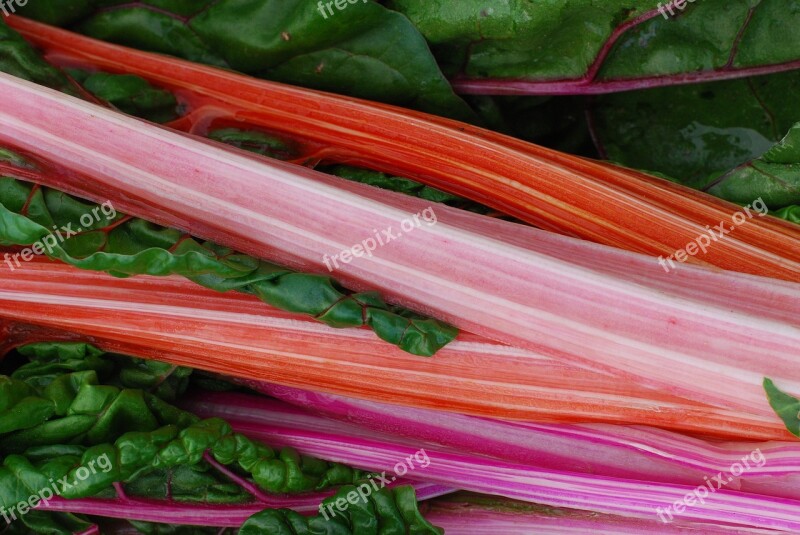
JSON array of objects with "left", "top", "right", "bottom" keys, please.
[
  {"left": 123, "top": 465, "right": 248, "bottom": 504},
  {"left": 2, "top": 342, "right": 368, "bottom": 498},
  {"left": 13, "top": 342, "right": 191, "bottom": 403},
  {"left": 0, "top": 377, "right": 55, "bottom": 434},
  {"left": 13, "top": 342, "right": 113, "bottom": 389},
  {"left": 152, "top": 419, "right": 367, "bottom": 493},
  {"left": 1, "top": 372, "right": 168, "bottom": 451},
  {"left": 241, "top": 485, "right": 442, "bottom": 535},
  {"left": 17, "top": 0, "right": 476, "bottom": 121},
  {"left": 114, "top": 358, "right": 192, "bottom": 403},
  {"left": 2, "top": 343, "right": 198, "bottom": 449},
  {"left": 0, "top": 411, "right": 369, "bottom": 510},
  {"left": 0, "top": 178, "right": 457, "bottom": 356},
  {"left": 39, "top": 418, "right": 366, "bottom": 496}
]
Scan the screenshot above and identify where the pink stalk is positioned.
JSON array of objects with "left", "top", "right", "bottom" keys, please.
[
  {"left": 245, "top": 385, "right": 800, "bottom": 501},
  {"left": 41, "top": 496, "right": 783, "bottom": 534},
  {"left": 184, "top": 394, "right": 800, "bottom": 531},
  {"left": 0, "top": 73, "right": 799, "bottom": 418},
  {"left": 425, "top": 497, "right": 785, "bottom": 534},
  {"left": 0, "top": 258, "right": 789, "bottom": 440}
]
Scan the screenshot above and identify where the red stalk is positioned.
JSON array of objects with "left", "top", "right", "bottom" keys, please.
[{"left": 6, "top": 15, "right": 800, "bottom": 283}]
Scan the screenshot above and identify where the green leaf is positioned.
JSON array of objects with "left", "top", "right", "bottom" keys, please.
[
  {"left": 10, "top": 511, "right": 95, "bottom": 535},
  {"left": 17, "top": 0, "right": 477, "bottom": 122},
  {"left": 128, "top": 519, "right": 223, "bottom": 534},
  {"left": 0, "top": 178, "right": 458, "bottom": 356},
  {"left": 2, "top": 343, "right": 197, "bottom": 449},
  {"left": 208, "top": 128, "right": 298, "bottom": 160},
  {"left": 775, "top": 205, "right": 800, "bottom": 223},
  {"left": 601, "top": 0, "right": 800, "bottom": 80},
  {"left": 591, "top": 70, "right": 800, "bottom": 208},
  {"left": 13, "top": 342, "right": 113, "bottom": 390},
  {"left": 0, "top": 377, "right": 55, "bottom": 434},
  {"left": 387, "top": 0, "right": 652, "bottom": 79},
  {"left": 71, "top": 70, "right": 180, "bottom": 123},
  {"left": 1, "top": 372, "right": 168, "bottom": 451},
  {"left": 706, "top": 122, "right": 800, "bottom": 206},
  {"left": 321, "top": 164, "right": 493, "bottom": 214},
  {"left": 114, "top": 358, "right": 192, "bottom": 403},
  {"left": 240, "top": 485, "right": 442, "bottom": 535},
  {"left": 389, "top": 0, "right": 800, "bottom": 91},
  {"left": 0, "top": 343, "right": 374, "bottom": 512},
  {"left": 13, "top": 342, "right": 192, "bottom": 403},
  {"left": 87, "top": 418, "right": 365, "bottom": 495},
  {"left": 764, "top": 377, "right": 800, "bottom": 438},
  {"left": 124, "top": 465, "right": 249, "bottom": 504},
  {"left": 0, "top": 18, "right": 74, "bottom": 93}
]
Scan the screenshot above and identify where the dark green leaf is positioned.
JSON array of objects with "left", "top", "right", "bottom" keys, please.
[
  {"left": 6, "top": 510, "right": 94, "bottom": 535},
  {"left": 0, "top": 18, "right": 74, "bottom": 93},
  {"left": 389, "top": 0, "right": 800, "bottom": 92},
  {"left": 128, "top": 519, "right": 223, "bottom": 534},
  {"left": 208, "top": 128, "right": 298, "bottom": 160},
  {"left": 0, "top": 377, "right": 55, "bottom": 435},
  {"left": 387, "top": 0, "right": 651, "bottom": 79},
  {"left": 123, "top": 465, "right": 248, "bottom": 504},
  {"left": 72, "top": 70, "right": 180, "bottom": 123},
  {"left": 706, "top": 122, "right": 800, "bottom": 206},
  {"left": 592, "top": 71, "right": 800, "bottom": 209},
  {"left": 17, "top": 0, "right": 476, "bottom": 121},
  {"left": 241, "top": 485, "right": 442, "bottom": 535},
  {"left": 320, "top": 165, "right": 493, "bottom": 214}
]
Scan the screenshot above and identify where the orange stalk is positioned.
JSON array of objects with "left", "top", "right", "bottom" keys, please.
[
  {"left": 7, "top": 15, "right": 800, "bottom": 282},
  {"left": 0, "top": 257, "right": 789, "bottom": 442}
]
